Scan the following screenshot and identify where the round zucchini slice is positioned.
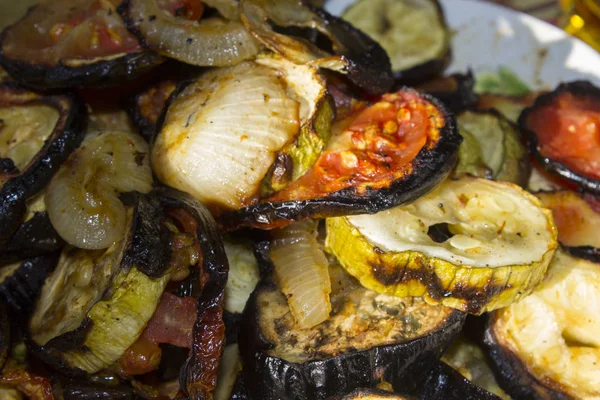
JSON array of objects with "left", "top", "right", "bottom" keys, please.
[
  {"left": 152, "top": 53, "right": 334, "bottom": 213},
  {"left": 326, "top": 176, "right": 558, "bottom": 314},
  {"left": 342, "top": 0, "right": 451, "bottom": 84},
  {"left": 485, "top": 249, "right": 600, "bottom": 399},
  {"left": 239, "top": 259, "right": 465, "bottom": 400},
  {"left": 457, "top": 109, "right": 531, "bottom": 186},
  {"left": 0, "top": 83, "right": 86, "bottom": 241},
  {"left": 119, "top": 0, "right": 260, "bottom": 67},
  {"left": 0, "top": 0, "right": 162, "bottom": 89},
  {"left": 29, "top": 193, "right": 173, "bottom": 374},
  {"left": 519, "top": 80, "right": 600, "bottom": 195},
  {"left": 535, "top": 190, "right": 600, "bottom": 263},
  {"left": 239, "top": 0, "right": 394, "bottom": 94},
  {"left": 222, "top": 87, "right": 461, "bottom": 230}
]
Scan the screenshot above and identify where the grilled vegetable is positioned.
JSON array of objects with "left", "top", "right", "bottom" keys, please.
[
  {"left": 223, "top": 87, "right": 461, "bottom": 230},
  {"left": 119, "top": 0, "right": 260, "bottom": 67},
  {"left": 535, "top": 190, "right": 600, "bottom": 263},
  {"left": 477, "top": 92, "right": 540, "bottom": 123},
  {"left": 519, "top": 80, "right": 600, "bottom": 194},
  {"left": 330, "top": 389, "right": 411, "bottom": 399},
  {"left": 485, "top": 249, "right": 600, "bottom": 399},
  {"left": 239, "top": 0, "right": 394, "bottom": 94},
  {"left": 0, "top": 299, "right": 9, "bottom": 370},
  {"left": 240, "top": 253, "right": 465, "bottom": 400},
  {"left": 59, "top": 381, "right": 135, "bottom": 400},
  {"left": 342, "top": 0, "right": 451, "bottom": 84},
  {"left": 128, "top": 78, "right": 177, "bottom": 142},
  {"left": 29, "top": 194, "right": 173, "bottom": 374},
  {"left": 45, "top": 130, "right": 153, "bottom": 250},
  {"left": 474, "top": 66, "right": 532, "bottom": 97},
  {"left": 0, "top": 83, "right": 85, "bottom": 241},
  {"left": 153, "top": 54, "right": 334, "bottom": 213},
  {"left": 457, "top": 110, "right": 530, "bottom": 186},
  {"left": 417, "top": 71, "right": 479, "bottom": 114},
  {"left": 326, "top": 176, "right": 558, "bottom": 314},
  {"left": 452, "top": 127, "right": 493, "bottom": 180},
  {"left": 270, "top": 221, "right": 331, "bottom": 328},
  {"left": 0, "top": 0, "right": 162, "bottom": 89},
  {"left": 0, "top": 360, "right": 54, "bottom": 400},
  {"left": 214, "top": 344, "right": 242, "bottom": 400},
  {"left": 0, "top": 254, "right": 59, "bottom": 314},
  {"left": 442, "top": 335, "right": 509, "bottom": 399}
]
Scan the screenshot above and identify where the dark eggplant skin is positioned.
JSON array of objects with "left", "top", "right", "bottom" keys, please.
[
  {"left": 483, "top": 316, "right": 568, "bottom": 400},
  {"left": 155, "top": 187, "right": 229, "bottom": 400},
  {"left": 238, "top": 279, "right": 465, "bottom": 400},
  {"left": 0, "top": 253, "right": 59, "bottom": 315},
  {"left": 0, "top": 299, "right": 9, "bottom": 369},
  {"left": 564, "top": 245, "right": 600, "bottom": 264},
  {"left": 221, "top": 91, "right": 461, "bottom": 231},
  {"left": 0, "top": 212, "right": 63, "bottom": 267},
  {"left": 60, "top": 381, "right": 136, "bottom": 400},
  {"left": 412, "top": 362, "right": 502, "bottom": 400},
  {"left": 329, "top": 388, "right": 412, "bottom": 399},
  {"left": 418, "top": 71, "right": 479, "bottom": 114},
  {"left": 518, "top": 80, "right": 600, "bottom": 195},
  {"left": 0, "top": 83, "right": 86, "bottom": 241}
]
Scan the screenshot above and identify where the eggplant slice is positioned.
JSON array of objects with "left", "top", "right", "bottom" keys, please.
[
  {"left": 519, "top": 80, "right": 600, "bottom": 195},
  {"left": 0, "top": 0, "right": 162, "bottom": 89},
  {"left": 342, "top": 0, "right": 451, "bottom": 84},
  {"left": 485, "top": 249, "right": 600, "bottom": 399},
  {"left": 0, "top": 83, "right": 85, "bottom": 241},
  {"left": 153, "top": 54, "right": 334, "bottom": 214},
  {"left": 456, "top": 109, "right": 531, "bottom": 186},
  {"left": 239, "top": 0, "right": 394, "bottom": 94},
  {"left": 240, "top": 251, "right": 465, "bottom": 400},
  {"left": 535, "top": 190, "right": 600, "bottom": 263},
  {"left": 128, "top": 78, "right": 178, "bottom": 142},
  {"left": 325, "top": 176, "right": 558, "bottom": 314},
  {"left": 222, "top": 88, "right": 461, "bottom": 230},
  {"left": 119, "top": 0, "right": 260, "bottom": 67}
]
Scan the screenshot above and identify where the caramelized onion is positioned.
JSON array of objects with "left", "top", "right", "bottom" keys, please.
[
  {"left": 270, "top": 221, "right": 331, "bottom": 329},
  {"left": 45, "top": 131, "right": 152, "bottom": 249}
]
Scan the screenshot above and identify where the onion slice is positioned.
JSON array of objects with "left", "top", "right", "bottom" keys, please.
[
  {"left": 120, "top": 0, "right": 260, "bottom": 67},
  {"left": 270, "top": 221, "right": 331, "bottom": 329},
  {"left": 45, "top": 131, "right": 153, "bottom": 250}
]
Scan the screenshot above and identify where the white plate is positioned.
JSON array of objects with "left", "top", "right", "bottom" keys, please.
[{"left": 326, "top": 0, "right": 600, "bottom": 90}]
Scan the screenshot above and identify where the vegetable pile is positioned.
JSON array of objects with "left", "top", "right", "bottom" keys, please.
[{"left": 0, "top": 0, "right": 598, "bottom": 399}]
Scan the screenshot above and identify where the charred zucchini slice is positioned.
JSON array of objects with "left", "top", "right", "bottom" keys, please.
[
  {"left": 326, "top": 176, "right": 558, "bottom": 314},
  {"left": 152, "top": 54, "right": 334, "bottom": 213},
  {"left": 240, "top": 258, "right": 465, "bottom": 400},
  {"left": 519, "top": 80, "right": 600, "bottom": 195},
  {"left": 222, "top": 88, "right": 461, "bottom": 230},
  {"left": 0, "top": 83, "right": 85, "bottom": 241},
  {"left": 29, "top": 194, "right": 173, "bottom": 374},
  {"left": 239, "top": 0, "right": 394, "bottom": 94},
  {"left": 0, "top": 0, "right": 162, "bottom": 89},
  {"left": 457, "top": 110, "right": 531, "bottom": 186},
  {"left": 417, "top": 71, "right": 479, "bottom": 114},
  {"left": 535, "top": 190, "right": 600, "bottom": 263},
  {"left": 342, "top": 0, "right": 451, "bottom": 84},
  {"left": 485, "top": 249, "right": 600, "bottom": 399},
  {"left": 0, "top": 254, "right": 59, "bottom": 315},
  {"left": 119, "top": 0, "right": 260, "bottom": 67}
]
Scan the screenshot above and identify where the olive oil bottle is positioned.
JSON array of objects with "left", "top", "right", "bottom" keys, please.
[{"left": 561, "top": 0, "right": 600, "bottom": 51}]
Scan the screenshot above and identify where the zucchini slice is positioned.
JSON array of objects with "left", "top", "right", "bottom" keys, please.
[
  {"left": 457, "top": 110, "right": 531, "bottom": 186},
  {"left": 239, "top": 256, "right": 465, "bottom": 400},
  {"left": 485, "top": 249, "right": 600, "bottom": 399},
  {"left": 119, "top": 0, "right": 260, "bottom": 67},
  {"left": 0, "top": 83, "right": 85, "bottom": 241},
  {"left": 0, "top": 0, "right": 162, "bottom": 89},
  {"left": 152, "top": 54, "right": 333, "bottom": 213},
  {"left": 535, "top": 190, "right": 600, "bottom": 263},
  {"left": 239, "top": 0, "right": 394, "bottom": 94},
  {"left": 325, "top": 176, "right": 558, "bottom": 314},
  {"left": 342, "top": 0, "right": 451, "bottom": 84},
  {"left": 477, "top": 92, "right": 540, "bottom": 123},
  {"left": 519, "top": 80, "right": 600, "bottom": 195},
  {"left": 222, "top": 87, "right": 461, "bottom": 230},
  {"left": 29, "top": 194, "right": 173, "bottom": 374},
  {"left": 417, "top": 71, "right": 479, "bottom": 114}
]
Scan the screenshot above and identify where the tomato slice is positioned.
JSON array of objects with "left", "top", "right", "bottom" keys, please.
[
  {"left": 269, "top": 89, "right": 443, "bottom": 202},
  {"left": 525, "top": 91, "right": 600, "bottom": 180}
]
